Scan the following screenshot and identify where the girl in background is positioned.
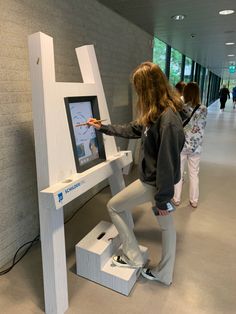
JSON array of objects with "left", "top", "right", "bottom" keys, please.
[
  {"left": 175, "top": 81, "right": 186, "bottom": 101},
  {"left": 173, "top": 82, "right": 207, "bottom": 208}
]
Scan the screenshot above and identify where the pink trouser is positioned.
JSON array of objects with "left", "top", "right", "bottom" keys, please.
[{"left": 174, "top": 153, "right": 201, "bottom": 203}]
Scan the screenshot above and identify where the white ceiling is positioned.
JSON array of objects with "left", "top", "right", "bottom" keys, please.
[{"left": 97, "top": 0, "right": 236, "bottom": 79}]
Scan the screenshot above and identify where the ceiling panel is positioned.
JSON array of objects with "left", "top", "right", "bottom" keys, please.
[{"left": 98, "top": 0, "right": 236, "bottom": 79}]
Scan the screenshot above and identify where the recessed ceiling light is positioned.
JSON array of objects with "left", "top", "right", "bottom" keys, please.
[
  {"left": 228, "top": 54, "right": 235, "bottom": 57},
  {"left": 171, "top": 14, "right": 185, "bottom": 21},
  {"left": 219, "top": 10, "right": 235, "bottom": 15},
  {"left": 225, "top": 42, "right": 235, "bottom": 45}
]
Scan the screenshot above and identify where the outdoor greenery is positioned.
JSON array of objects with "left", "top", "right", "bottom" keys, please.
[
  {"left": 169, "top": 48, "right": 182, "bottom": 85},
  {"left": 184, "top": 57, "right": 192, "bottom": 82},
  {"left": 153, "top": 37, "right": 166, "bottom": 72},
  {"left": 222, "top": 78, "right": 236, "bottom": 91},
  {"left": 152, "top": 35, "right": 221, "bottom": 105},
  {"left": 202, "top": 69, "right": 209, "bottom": 104}
]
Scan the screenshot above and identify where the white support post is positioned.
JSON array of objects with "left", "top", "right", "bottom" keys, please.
[
  {"left": 28, "top": 32, "right": 68, "bottom": 314},
  {"left": 38, "top": 201, "right": 68, "bottom": 314}
]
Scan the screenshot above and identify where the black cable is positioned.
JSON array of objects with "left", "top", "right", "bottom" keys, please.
[
  {"left": 0, "top": 234, "right": 40, "bottom": 275},
  {"left": 0, "top": 184, "right": 109, "bottom": 276}
]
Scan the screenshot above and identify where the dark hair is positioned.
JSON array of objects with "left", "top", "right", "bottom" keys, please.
[
  {"left": 132, "top": 62, "right": 183, "bottom": 126},
  {"left": 175, "top": 81, "right": 187, "bottom": 95},
  {"left": 183, "top": 82, "right": 200, "bottom": 107}
]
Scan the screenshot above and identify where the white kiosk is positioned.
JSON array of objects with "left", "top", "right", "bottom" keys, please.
[{"left": 28, "top": 32, "right": 147, "bottom": 314}]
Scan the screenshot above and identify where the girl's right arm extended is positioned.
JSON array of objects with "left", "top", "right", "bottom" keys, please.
[{"left": 87, "top": 118, "right": 143, "bottom": 139}]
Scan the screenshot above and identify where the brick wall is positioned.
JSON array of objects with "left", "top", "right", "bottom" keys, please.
[{"left": 0, "top": 0, "right": 152, "bottom": 267}]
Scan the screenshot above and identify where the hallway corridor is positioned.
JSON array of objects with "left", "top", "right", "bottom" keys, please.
[{"left": 0, "top": 99, "right": 236, "bottom": 314}]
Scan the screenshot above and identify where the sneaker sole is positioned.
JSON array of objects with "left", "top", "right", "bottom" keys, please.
[
  {"left": 112, "top": 258, "right": 142, "bottom": 269},
  {"left": 141, "top": 270, "right": 157, "bottom": 281},
  {"left": 141, "top": 270, "right": 172, "bottom": 286}
]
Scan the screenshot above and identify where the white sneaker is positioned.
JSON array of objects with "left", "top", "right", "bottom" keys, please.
[
  {"left": 141, "top": 268, "right": 172, "bottom": 286},
  {"left": 141, "top": 268, "right": 157, "bottom": 280},
  {"left": 112, "top": 255, "right": 142, "bottom": 268}
]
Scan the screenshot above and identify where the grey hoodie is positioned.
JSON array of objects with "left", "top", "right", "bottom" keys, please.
[{"left": 99, "top": 108, "right": 185, "bottom": 210}]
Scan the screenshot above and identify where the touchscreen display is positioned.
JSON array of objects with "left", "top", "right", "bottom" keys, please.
[{"left": 65, "top": 96, "right": 106, "bottom": 172}]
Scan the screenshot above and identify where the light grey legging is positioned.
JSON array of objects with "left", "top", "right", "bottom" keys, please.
[{"left": 107, "top": 179, "right": 176, "bottom": 285}]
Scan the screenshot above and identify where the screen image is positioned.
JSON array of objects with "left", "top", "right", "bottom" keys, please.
[{"left": 65, "top": 96, "right": 106, "bottom": 172}]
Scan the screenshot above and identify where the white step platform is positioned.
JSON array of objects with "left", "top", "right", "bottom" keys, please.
[{"left": 76, "top": 221, "right": 148, "bottom": 296}]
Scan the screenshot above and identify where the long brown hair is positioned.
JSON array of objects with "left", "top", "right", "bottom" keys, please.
[
  {"left": 132, "top": 62, "right": 183, "bottom": 126},
  {"left": 183, "top": 82, "right": 200, "bottom": 107},
  {"left": 175, "top": 81, "right": 187, "bottom": 96}
]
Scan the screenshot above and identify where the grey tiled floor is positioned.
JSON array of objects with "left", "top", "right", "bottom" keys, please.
[{"left": 0, "top": 99, "right": 236, "bottom": 314}]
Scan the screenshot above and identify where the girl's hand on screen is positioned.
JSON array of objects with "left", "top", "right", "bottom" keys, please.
[{"left": 87, "top": 118, "right": 102, "bottom": 129}]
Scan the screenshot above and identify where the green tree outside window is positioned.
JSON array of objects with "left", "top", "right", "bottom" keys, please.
[
  {"left": 202, "top": 69, "right": 209, "bottom": 105},
  {"left": 153, "top": 37, "right": 166, "bottom": 72},
  {"left": 184, "top": 57, "right": 192, "bottom": 82},
  {"left": 223, "top": 78, "right": 236, "bottom": 90},
  {"left": 170, "top": 48, "right": 182, "bottom": 85}
]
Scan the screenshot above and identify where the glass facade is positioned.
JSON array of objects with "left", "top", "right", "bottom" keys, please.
[
  {"left": 202, "top": 69, "right": 209, "bottom": 105},
  {"left": 169, "top": 48, "right": 182, "bottom": 85},
  {"left": 153, "top": 37, "right": 166, "bottom": 72},
  {"left": 153, "top": 36, "right": 221, "bottom": 106},
  {"left": 184, "top": 57, "right": 192, "bottom": 82},
  {"left": 222, "top": 78, "right": 236, "bottom": 91},
  {"left": 199, "top": 67, "right": 206, "bottom": 99},
  {"left": 229, "top": 79, "right": 236, "bottom": 91}
]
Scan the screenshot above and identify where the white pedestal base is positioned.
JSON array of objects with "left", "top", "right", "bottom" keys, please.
[{"left": 76, "top": 221, "right": 148, "bottom": 296}]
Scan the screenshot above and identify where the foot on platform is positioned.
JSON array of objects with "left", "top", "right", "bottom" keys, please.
[{"left": 112, "top": 255, "right": 142, "bottom": 268}]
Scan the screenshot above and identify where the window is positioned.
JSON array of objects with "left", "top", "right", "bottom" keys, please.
[
  {"left": 223, "top": 78, "right": 236, "bottom": 91},
  {"left": 230, "top": 79, "right": 236, "bottom": 91},
  {"left": 202, "top": 69, "right": 209, "bottom": 105},
  {"left": 184, "top": 57, "right": 192, "bottom": 82},
  {"left": 199, "top": 67, "right": 206, "bottom": 98},
  {"left": 169, "top": 48, "right": 182, "bottom": 85},
  {"left": 153, "top": 37, "right": 166, "bottom": 72}
]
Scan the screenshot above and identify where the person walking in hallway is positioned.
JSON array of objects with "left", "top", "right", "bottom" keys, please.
[
  {"left": 219, "top": 84, "right": 230, "bottom": 111},
  {"left": 232, "top": 85, "right": 236, "bottom": 109},
  {"left": 87, "top": 62, "right": 185, "bottom": 286},
  {"left": 173, "top": 82, "right": 207, "bottom": 208}
]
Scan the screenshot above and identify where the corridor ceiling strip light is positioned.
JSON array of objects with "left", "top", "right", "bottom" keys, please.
[
  {"left": 228, "top": 54, "right": 235, "bottom": 57},
  {"left": 171, "top": 14, "right": 185, "bottom": 20},
  {"left": 225, "top": 42, "right": 235, "bottom": 45},
  {"left": 219, "top": 10, "right": 235, "bottom": 15}
]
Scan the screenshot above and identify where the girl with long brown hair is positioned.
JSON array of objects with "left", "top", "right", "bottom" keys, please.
[
  {"left": 87, "top": 62, "right": 185, "bottom": 285},
  {"left": 173, "top": 82, "right": 207, "bottom": 208}
]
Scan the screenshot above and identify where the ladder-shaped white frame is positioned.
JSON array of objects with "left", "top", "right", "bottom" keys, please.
[{"left": 28, "top": 32, "right": 133, "bottom": 314}]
